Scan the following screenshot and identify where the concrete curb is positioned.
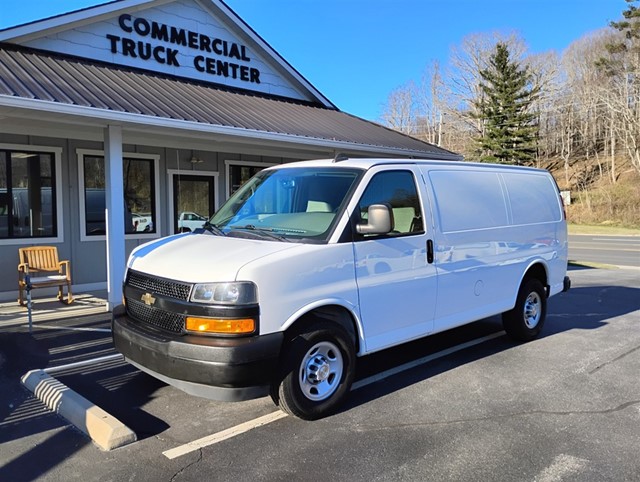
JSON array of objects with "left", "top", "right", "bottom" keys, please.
[{"left": 21, "top": 369, "right": 137, "bottom": 451}]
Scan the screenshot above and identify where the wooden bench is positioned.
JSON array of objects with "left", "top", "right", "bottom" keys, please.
[{"left": 18, "top": 246, "right": 73, "bottom": 305}]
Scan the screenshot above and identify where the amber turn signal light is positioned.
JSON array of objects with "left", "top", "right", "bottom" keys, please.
[{"left": 185, "top": 317, "right": 255, "bottom": 334}]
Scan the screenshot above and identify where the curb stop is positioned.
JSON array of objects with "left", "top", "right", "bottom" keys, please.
[{"left": 21, "top": 369, "right": 137, "bottom": 451}]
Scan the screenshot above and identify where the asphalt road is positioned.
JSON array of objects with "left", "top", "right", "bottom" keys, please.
[
  {"left": 1, "top": 266, "right": 639, "bottom": 481},
  {"left": 569, "top": 234, "right": 640, "bottom": 267}
]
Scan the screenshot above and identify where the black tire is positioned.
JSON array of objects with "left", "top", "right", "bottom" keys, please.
[
  {"left": 502, "top": 278, "right": 547, "bottom": 342},
  {"left": 271, "top": 321, "right": 356, "bottom": 420}
]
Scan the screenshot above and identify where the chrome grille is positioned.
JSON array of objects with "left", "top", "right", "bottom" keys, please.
[
  {"left": 126, "top": 270, "right": 192, "bottom": 300},
  {"left": 126, "top": 298, "right": 185, "bottom": 334}
]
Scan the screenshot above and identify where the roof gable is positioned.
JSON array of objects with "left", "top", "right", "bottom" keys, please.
[{"left": 0, "top": 0, "right": 333, "bottom": 106}]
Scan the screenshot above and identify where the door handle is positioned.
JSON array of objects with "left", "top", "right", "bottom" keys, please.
[{"left": 426, "top": 239, "right": 434, "bottom": 264}]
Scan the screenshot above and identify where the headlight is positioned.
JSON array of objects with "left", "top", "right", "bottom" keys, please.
[{"left": 190, "top": 281, "right": 257, "bottom": 305}]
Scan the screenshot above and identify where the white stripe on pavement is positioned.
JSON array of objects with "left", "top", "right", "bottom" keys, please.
[
  {"left": 37, "top": 325, "right": 112, "bottom": 333},
  {"left": 44, "top": 354, "right": 124, "bottom": 374},
  {"left": 162, "top": 330, "right": 505, "bottom": 459},
  {"left": 352, "top": 331, "right": 505, "bottom": 390},
  {"left": 163, "top": 411, "right": 289, "bottom": 459}
]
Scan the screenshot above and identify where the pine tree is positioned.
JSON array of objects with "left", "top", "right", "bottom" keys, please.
[
  {"left": 596, "top": 0, "right": 640, "bottom": 75},
  {"left": 595, "top": 0, "right": 640, "bottom": 177},
  {"left": 611, "top": 0, "right": 640, "bottom": 41},
  {"left": 474, "top": 42, "right": 539, "bottom": 165}
]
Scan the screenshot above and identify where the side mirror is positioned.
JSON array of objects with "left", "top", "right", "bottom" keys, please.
[{"left": 356, "top": 204, "right": 392, "bottom": 235}]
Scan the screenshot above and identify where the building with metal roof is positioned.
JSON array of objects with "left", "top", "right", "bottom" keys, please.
[{"left": 0, "top": 0, "right": 460, "bottom": 307}]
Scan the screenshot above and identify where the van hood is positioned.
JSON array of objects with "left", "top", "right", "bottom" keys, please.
[{"left": 127, "top": 232, "right": 300, "bottom": 283}]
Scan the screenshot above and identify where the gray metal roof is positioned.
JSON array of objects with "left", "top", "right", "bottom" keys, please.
[{"left": 0, "top": 43, "right": 460, "bottom": 159}]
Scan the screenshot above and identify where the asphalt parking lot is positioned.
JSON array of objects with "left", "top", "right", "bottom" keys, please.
[{"left": 1, "top": 265, "right": 639, "bottom": 481}]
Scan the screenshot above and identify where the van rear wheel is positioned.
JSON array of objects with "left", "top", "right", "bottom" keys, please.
[
  {"left": 502, "top": 278, "right": 547, "bottom": 342},
  {"left": 272, "top": 321, "right": 355, "bottom": 420}
]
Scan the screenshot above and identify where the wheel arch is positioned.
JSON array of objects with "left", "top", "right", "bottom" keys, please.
[
  {"left": 282, "top": 302, "right": 363, "bottom": 355},
  {"left": 521, "top": 260, "right": 549, "bottom": 297}
]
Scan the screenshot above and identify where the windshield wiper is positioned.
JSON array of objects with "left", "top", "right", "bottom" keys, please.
[
  {"left": 194, "top": 221, "right": 225, "bottom": 236},
  {"left": 229, "top": 224, "right": 290, "bottom": 242}
]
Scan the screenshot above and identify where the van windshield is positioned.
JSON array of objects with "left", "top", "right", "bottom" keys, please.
[{"left": 209, "top": 167, "right": 362, "bottom": 243}]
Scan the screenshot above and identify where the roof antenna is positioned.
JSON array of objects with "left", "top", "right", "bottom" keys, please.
[{"left": 333, "top": 153, "right": 349, "bottom": 163}]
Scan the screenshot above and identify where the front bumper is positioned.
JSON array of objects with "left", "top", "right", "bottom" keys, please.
[{"left": 112, "top": 304, "right": 283, "bottom": 401}]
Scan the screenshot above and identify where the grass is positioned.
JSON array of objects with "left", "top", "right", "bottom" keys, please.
[
  {"left": 567, "top": 224, "right": 640, "bottom": 236},
  {"left": 561, "top": 167, "right": 640, "bottom": 231},
  {"left": 568, "top": 260, "right": 619, "bottom": 270}
]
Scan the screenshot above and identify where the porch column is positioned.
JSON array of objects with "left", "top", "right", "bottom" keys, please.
[{"left": 104, "top": 125, "right": 125, "bottom": 311}]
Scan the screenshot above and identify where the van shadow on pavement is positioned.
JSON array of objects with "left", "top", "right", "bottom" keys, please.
[{"left": 344, "top": 282, "right": 639, "bottom": 416}]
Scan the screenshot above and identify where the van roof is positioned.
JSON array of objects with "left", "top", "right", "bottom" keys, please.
[{"left": 269, "top": 157, "right": 549, "bottom": 173}]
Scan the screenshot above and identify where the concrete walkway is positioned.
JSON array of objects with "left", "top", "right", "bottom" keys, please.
[{"left": 0, "top": 291, "right": 109, "bottom": 331}]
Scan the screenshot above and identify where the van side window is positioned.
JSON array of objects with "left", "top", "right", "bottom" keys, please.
[
  {"left": 429, "top": 170, "right": 508, "bottom": 232},
  {"left": 357, "top": 170, "right": 424, "bottom": 236},
  {"left": 502, "top": 173, "right": 562, "bottom": 224}
]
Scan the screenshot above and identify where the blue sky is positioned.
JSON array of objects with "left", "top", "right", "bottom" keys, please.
[{"left": 0, "top": 0, "right": 625, "bottom": 120}]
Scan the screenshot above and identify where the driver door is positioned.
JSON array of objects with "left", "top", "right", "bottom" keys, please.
[{"left": 353, "top": 167, "right": 437, "bottom": 353}]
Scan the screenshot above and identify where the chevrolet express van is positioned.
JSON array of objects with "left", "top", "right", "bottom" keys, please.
[{"left": 113, "top": 158, "right": 570, "bottom": 420}]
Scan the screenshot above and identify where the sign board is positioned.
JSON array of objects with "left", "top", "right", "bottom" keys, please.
[{"left": 20, "top": 0, "right": 310, "bottom": 101}]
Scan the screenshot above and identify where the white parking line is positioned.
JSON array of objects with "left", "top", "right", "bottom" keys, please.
[
  {"left": 37, "top": 325, "right": 112, "bottom": 333},
  {"left": 43, "top": 354, "right": 124, "bottom": 374},
  {"left": 352, "top": 331, "right": 505, "bottom": 390},
  {"left": 163, "top": 411, "right": 289, "bottom": 459},
  {"left": 162, "top": 330, "right": 505, "bottom": 459},
  {"left": 591, "top": 238, "right": 639, "bottom": 243}
]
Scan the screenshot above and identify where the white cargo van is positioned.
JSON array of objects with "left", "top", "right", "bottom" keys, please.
[{"left": 113, "top": 158, "right": 570, "bottom": 420}]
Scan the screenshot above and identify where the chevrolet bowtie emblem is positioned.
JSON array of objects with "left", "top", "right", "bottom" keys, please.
[{"left": 141, "top": 293, "right": 156, "bottom": 306}]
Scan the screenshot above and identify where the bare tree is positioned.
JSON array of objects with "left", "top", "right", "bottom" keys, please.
[
  {"left": 563, "top": 30, "right": 619, "bottom": 183},
  {"left": 380, "top": 82, "right": 417, "bottom": 134},
  {"left": 378, "top": 6, "right": 639, "bottom": 200},
  {"left": 412, "top": 61, "right": 446, "bottom": 145},
  {"left": 525, "top": 51, "right": 561, "bottom": 168}
]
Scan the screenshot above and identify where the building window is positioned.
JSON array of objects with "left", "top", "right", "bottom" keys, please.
[
  {"left": 229, "top": 164, "right": 264, "bottom": 195},
  {"left": 80, "top": 151, "right": 158, "bottom": 237},
  {"left": 0, "top": 149, "right": 57, "bottom": 239},
  {"left": 225, "top": 160, "right": 277, "bottom": 200}
]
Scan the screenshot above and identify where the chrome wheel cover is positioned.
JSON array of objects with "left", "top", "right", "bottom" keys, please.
[
  {"left": 523, "top": 291, "right": 542, "bottom": 329},
  {"left": 299, "top": 341, "right": 343, "bottom": 402}
]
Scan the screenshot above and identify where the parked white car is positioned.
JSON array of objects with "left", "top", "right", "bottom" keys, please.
[
  {"left": 113, "top": 157, "right": 570, "bottom": 420},
  {"left": 177, "top": 211, "right": 206, "bottom": 232},
  {"left": 132, "top": 213, "right": 153, "bottom": 232}
]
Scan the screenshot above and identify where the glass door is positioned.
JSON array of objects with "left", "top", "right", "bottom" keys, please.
[{"left": 172, "top": 174, "right": 215, "bottom": 233}]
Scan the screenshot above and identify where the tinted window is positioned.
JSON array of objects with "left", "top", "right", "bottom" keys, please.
[
  {"left": 0, "top": 150, "right": 56, "bottom": 239},
  {"left": 84, "top": 156, "right": 156, "bottom": 235},
  {"left": 229, "top": 164, "right": 265, "bottom": 195},
  {"left": 357, "top": 170, "right": 424, "bottom": 236},
  {"left": 211, "top": 167, "right": 361, "bottom": 242}
]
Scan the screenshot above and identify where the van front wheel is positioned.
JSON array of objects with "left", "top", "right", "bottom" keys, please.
[
  {"left": 502, "top": 278, "right": 547, "bottom": 342},
  {"left": 273, "top": 322, "right": 355, "bottom": 420}
]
